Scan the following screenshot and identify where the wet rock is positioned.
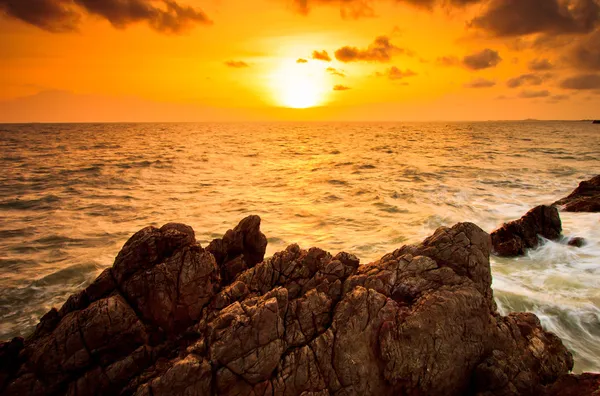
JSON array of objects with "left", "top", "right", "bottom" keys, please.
[
  {"left": 543, "top": 373, "right": 600, "bottom": 395},
  {"left": 567, "top": 237, "right": 586, "bottom": 248},
  {"left": 554, "top": 175, "right": 600, "bottom": 212},
  {"left": 491, "top": 205, "right": 562, "bottom": 257},
  {"left": 0, "top": 216, "right": 589, "bottom": 396}
]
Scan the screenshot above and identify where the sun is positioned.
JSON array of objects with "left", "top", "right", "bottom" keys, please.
[{"left": 270, "top": 60, "right": 328, "bottom": 108}]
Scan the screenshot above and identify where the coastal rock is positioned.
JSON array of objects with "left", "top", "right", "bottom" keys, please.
[
  {"left": 567, "top": 237, "right": 586, "bottom": 248},
  {"left": 0, "top": 216, "right": 588, "bottom": 395},
  {"left": 543, "top": 373, "right": 600, "bottom": 395},
  {"left": 554, "top": 175, "right": 600, "bottom": 212},
  {"left": 206, "top": 214, "right": 268, "bottom": 283},
  {"left": 491, "top": 205, "right": 562, "bottom": 257}
]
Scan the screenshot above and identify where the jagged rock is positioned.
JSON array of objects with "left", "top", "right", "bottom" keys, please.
[
  {"left": 554, "top": 175, "right": 600, "bottom": 212},
  {"left": 0, "top": 215, "right": 592, "bottom": 395},
  {"left": 207, "top": 215, "right": 268, "bottom": 283},
  {"left": 543, "top": 373, "right": 600, "bottom": 395},
  {"left": 567, "top": 237, "right": 586, "bottom": 248},
  {"left": 491, "top": 205, "right": 562, "bottom": 257}
]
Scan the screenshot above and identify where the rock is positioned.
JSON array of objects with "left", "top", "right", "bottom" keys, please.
[
  {"left": 0, "top": 215, "right": 590, "bottom": 396},
  {"left": 491, "top": 205, "right": 562, "bottom": 257},
  {"left": 543, "top": 373, "right": 600, "bottom": 395},
  {"left": 554, "top": 175, "right": 600, "bottom": 212},
  {"left": 567, "top": 237, "right": 586, "bottom": 248},
  {"left": 207, "top": 215, "right": 268, "bottom": 283},
  {"left": 0, "top": 338, "right": 23, "bottom": 390}
]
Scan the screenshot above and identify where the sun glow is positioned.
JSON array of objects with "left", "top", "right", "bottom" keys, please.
[{"left": 270, "top": 60, "right": 328, "bottom": 108}]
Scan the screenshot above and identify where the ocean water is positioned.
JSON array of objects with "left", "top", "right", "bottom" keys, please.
[{"left": 0, "top": 122, "right": 598, "bottom": 372}]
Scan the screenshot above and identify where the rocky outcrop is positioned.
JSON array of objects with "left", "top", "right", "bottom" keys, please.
[
  {"left": 554, "top": 175, "right": 600, "bottom": 212},
  {"left": 0, "top": 216, "right": 592, "bottom": 395},
  {"left": 543, "top": 373, "right": 600, "bottom": 395},
  {"left": 491, "top": 205, "right": 562, "bottom": 257}
]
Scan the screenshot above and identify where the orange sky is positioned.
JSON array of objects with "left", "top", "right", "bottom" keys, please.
[{"left": 1, "top": 0, "right": 599, "bottom": 121}]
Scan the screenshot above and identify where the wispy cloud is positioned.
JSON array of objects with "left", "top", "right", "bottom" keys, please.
[
  {"left": 224, "top": 60, "right": 250, "bottom": 68},
  {"left": 333, "top": 85, "right": 351, "bottom": 91}
]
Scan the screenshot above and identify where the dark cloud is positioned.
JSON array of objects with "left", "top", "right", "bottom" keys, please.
[
  {"left": 560, "top": 73, "right": 600, "bottom": 89},
  {"left": 334, "top": 36, "right": 412, "bottom": 63},
  {"left": 326, "top": 67, "right": 346, "bottom": 77},
  {"left": 291, "top": 0, "right": 483, "bottom": 18},
  {"left": 376, "top": 66, "right": 417, "bottom": 80},
  {"left": 519, "top": 90, "right": 550, "bottom": 98},
  {"left": 333, "top": 85, "right": 351, "bottom": 91},
  {"left": 312, "top": 50, "right": 332, "bottom": 62},
  {"left": 0, "top": 0, "right": 80, "bottom": 32},
  {"left": 296, "top": 58, "right": 308, "bottom": 63},
  {"left": 568, "top": 29, "right": 600, "bottom": 70},
  {"left": 0, "top": 0, "right": 211, "bottom": 33},
  {"left": 463, "top": 49, "right": 502, "bottom": 70},
  {"left": 464, "top": 78, "right": 496, "bottom": 88},
  {"left": 528, "top": 58, "right": 554, "bottom": 71},
  {"left": 506, "top": 73, "right": 543, "bottom": 88},
  {"left": 436, "top": 56, "right": 459, "bottom": 66},
  {"left": 224, "top": 60, "right": 250, "bottom": 68},
  {"left": 470, "top": 0, "right": 600, "bottom": 37}
]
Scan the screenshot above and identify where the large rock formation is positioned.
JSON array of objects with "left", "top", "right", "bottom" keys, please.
[
  {"left": 554, "top": 175, "right": 600, "bottom": 212},
  {"left": 491, "top": 205, "right": 562, "bottom": 257},
  {"left": 0, "top": 216, "right": 597, "bottom": 395}
]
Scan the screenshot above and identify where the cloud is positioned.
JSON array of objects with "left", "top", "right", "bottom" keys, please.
[
  {"left": 568, "top": 29, "right": 600, "bottom": 71},
  {"left": 296, "top": 58, "right": 308, "bottom": 63},
  {"left": 312, "top": 50, "right": 332, "bottom": 62},
  {"left": 436, "top": 56, "right": 459, "bottom": 66},
  {"left": 291, "top": 0, "right": 484, "bottom": 18},
  {"left": 463, "top": 49, "right": 502, "bottom": 70},
  {"left": 528, "top": 58, "right": 554, "bottom": 71},
  {"left": 464, "top": 78, "right": 496, "bottom": 88},
  {"left": 506, "top": 73, "right": 544, "bottom": 88},
  {"left": 560, "top": 73, "right": 600, "bottom": 89},
  {"left": 334, "top": 36, "right": 412, "bottom": 63},
  {"left": 519, "top": 90, "right": 550, "bottom": 98},
  {"left": 224, "top": 60, "right": 249, "bottom": 68},
  {"left": 326, "top": 67, "right": 346, "bottom": 77},
  {"left": 376, "top": 66, "right": 417, "bottom": 80},
  {"left": 0, "top": 0, "right": 211, "bottom": 33},
  {"left": 470, "top": 0, "right": 600, "bottom": 37},
  {"left": 333, "top": 85, "right": 351, "bottom": 91}
]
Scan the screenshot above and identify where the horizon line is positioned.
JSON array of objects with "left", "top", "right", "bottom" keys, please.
[{"left": 0, "top": 119, "right": 597, "bottom": 124}]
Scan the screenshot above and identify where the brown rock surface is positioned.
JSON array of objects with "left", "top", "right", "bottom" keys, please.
[
  {"left": 491, "top": 205, "right": 562, "bottom": 257},
  {"left": 543, "top": 373, "right": 600, "bottom": 395},
  {"left": 0, "top": 215, "right": 593, "bottom": 395},
  {"left": 554, "top": 175, "right": 600, "bottom": 212}
]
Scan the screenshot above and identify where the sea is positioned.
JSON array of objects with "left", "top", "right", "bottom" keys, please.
[{"left": 0, "top": 122, "right": 598, "bottom": 372}]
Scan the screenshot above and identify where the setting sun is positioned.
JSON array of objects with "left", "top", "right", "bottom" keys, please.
[{"left": 270, "top": 60, "right": 328, "bottom": 108}]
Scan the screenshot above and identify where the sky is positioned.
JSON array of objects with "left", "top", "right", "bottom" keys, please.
[{"left": 1, "top": 0, "right": 600, "bottom": 122}]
